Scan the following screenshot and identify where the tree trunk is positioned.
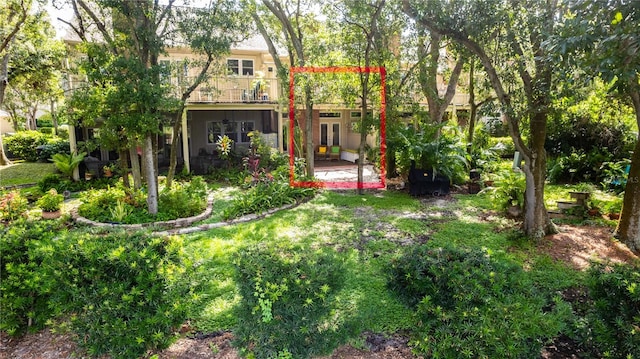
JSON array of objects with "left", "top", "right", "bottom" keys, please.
[
  {"left": 615, "top": 88, "right": 640, "bottom": 254},
  {"left": 51, "top": 100, "right": 58, "bottom": 136},
  {"left": 0, "top": 135, "right": 10, "bottom": 165},
  {"left": 0, "top": 51, "right": 12, "bottom": 165},
  {"left": 143, "top": 134, "right": 158, "bottom": 215},
  {"left": 119, "top": 149, "right": 130, "bottom": 189},
  {"left": 358, "top": 81, "right": 369, "bottom": 195},
  {"left": 166, "top": 109, "right": 183, "bottom": 187},
  {"left": 466, "top": 61, "right": 477, "bottom": 155},
  {"left": 304, "top": 83, "right": 314, "bottom": 177},
  {"left": 129, "top": 143, "right": 142, "bottom": 190}
]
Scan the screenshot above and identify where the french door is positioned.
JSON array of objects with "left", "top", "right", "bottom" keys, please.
[{"left": 320, "top": 122, "right": 340, "bottom": 146}]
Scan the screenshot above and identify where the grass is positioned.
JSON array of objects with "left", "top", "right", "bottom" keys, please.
[
  {"left": 0, "top": 162, "right": 56, "bottom": 188},
  {"left": 179, "top": 189, "right": 587, "bottom": 356}
]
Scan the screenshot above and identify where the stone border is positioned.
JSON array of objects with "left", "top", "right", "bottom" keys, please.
[
  {"left": 72, "top": 192, "right": 309, "bottom": 236},
  {"left": 72, "top": 192, "right": 216, "bottom": 230},
  {"left": 153, "top": 202, "right": 298, "bottom": 236}
]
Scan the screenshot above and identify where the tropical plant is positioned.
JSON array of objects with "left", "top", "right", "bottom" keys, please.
[
  {"left": 216, "top": 134, "right": 233, "bottom": 160},
  {"left": 483, "top": 170, "right": 526, "bottom": 212},
  {"left": 36, "top": 189, "right": 64, "bottom": 212},
  {"left": 51, "top": 152, "right": 86, "bottom": 180},
  {"left": 395, "top": 124, "right": 468, "bottom": 184}
]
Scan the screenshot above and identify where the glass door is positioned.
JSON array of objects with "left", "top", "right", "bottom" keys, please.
[{"left": 320, "top": 122, "right": 340, "bottom": 146}]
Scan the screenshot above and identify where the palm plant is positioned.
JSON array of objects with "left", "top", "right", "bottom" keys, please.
[
  {"left": 51, "top": 152, "right": 87, "bottom": 180},
  {"left": 396, "top": 124, "right": 469, "bottom": 183}
]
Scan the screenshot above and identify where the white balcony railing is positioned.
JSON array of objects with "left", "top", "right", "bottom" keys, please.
[{"left": 184, "top": 76, "right": 280, "bottom": 103}]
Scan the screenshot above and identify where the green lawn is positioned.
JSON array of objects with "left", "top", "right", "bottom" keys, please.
[
  {"left": 180, "top": 189, "right": 587, "bottom": 356},
  {"left": 0, "top": 161, "right": 55, "bottom": 188},
  {"left": 2, "top": 175, "right": 636, "bottom": 358}
]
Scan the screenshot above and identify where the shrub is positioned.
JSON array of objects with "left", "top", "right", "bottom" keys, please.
[
  {"left": 0, "top": 219, "right": 66, "bottom": 335},
  {"left": 77, "top": 178, "right": 208, "bottom": 224},
  {"left": 0, "top": 191, "right": 29, "bottom": 222},
  {"left": 37, "top": 174, "right": 69, "bottom": 193},
  {"left": 587, "top": 262, "right": 640, "bottom": 359},
  {"left": 222, "top": 175, "right": 316, "bottom": 220},
  {"left": 233, "top": 242, "right": 346, "bottom": 358},
  {"left": 158, "top": 176, "right": 208, "bottom": 219},
  {"left": 4, "top": 131, "right": 50, "bottom": 162},
  {"left": 394, "top": 124, "right": 469, "bottom": 184},
  {"left": 483, "top": 170, "right": 526, "bottom": 212},
  {"left": 37, "top": 139, "right": 70, "bottom": 162},
  {"left": 388, "top": 244, "right": 571, "bottom": 358},
  {"left": 49, "top": 230, "right": 192, "bottom": 359}
]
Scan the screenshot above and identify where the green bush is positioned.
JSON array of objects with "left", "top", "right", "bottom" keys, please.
[
  {"left": 4, "top": 131, "right": 50, "bottom": 162},
  {"left": 587, "top": 262, "right": 640, "bottom": 359},
  {"left": 388, "top": 244, "right": 571, "bottom": 358},
  {"left": 0, "top": 191, "right": 29, "bottom": 222},
  {"left": 77, "top": 178, "right": 208, "bottom": 224},
  {"left": 222, "top": 178, "right": 316, "bottom": 220},
  {"left": 49, "top": 230, "right": 192, "bottom": 359},
  {"left": 233, "top": 242, "right": 346, "bottom": 358},
  {"left": 394, "top": 124, "right": 469, "bottom": 184},
  {"left": 487, "top": 136, "right": 516, "bottom": 158},
  {"left": 37, "top": 174, "right": 74, "bottom": 193},
  {"left": 483, "top": 170, "right": 526, "bottom": 212},
  {"left": 37, "top": 139, "right": 70, "bottom": 162},
  {"left": 158, "top": 176, "right": 208, "bottom": 218},
  {"left": 0, "top": 219, "right": 66, "bottom": 335}
]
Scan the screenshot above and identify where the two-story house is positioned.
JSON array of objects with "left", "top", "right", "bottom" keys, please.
[{"left": 64, "top": 34, "right": 470, "bottom": 175}]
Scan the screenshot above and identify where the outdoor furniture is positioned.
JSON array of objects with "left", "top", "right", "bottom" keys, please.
[
  {"left": 316, "top": 145, "right": 328, "bottom": 160},
  {"left": 329, "top": 145, "right": 340, "bottom": 161}
]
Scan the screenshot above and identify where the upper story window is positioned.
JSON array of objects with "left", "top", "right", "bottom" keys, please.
[{"left": 227, "top": 59, "right": 254, "bottom": 76}]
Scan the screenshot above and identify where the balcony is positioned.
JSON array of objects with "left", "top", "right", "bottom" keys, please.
[{"left": 183, "top": 76, "right": 280, "bottom": 104}]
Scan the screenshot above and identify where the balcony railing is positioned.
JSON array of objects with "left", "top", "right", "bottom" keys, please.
[
  {"left": 183, "top": 76, "right": 280, "bottom": 104},
  {"left": 64, "top": 73, "right": 471, "bottom": 108}
]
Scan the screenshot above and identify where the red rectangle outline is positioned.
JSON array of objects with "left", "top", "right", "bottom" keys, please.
[{"left": 288, "top": 66, "right": 387, "bottom": 189}]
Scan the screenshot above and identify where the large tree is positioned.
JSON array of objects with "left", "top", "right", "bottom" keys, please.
[
  {"left": 164, "top": 3, "right": 247, "bottom": 187},
  {"left": 3, "top": 15, "right": 64, "bottom": 131},
  {"left": 329, "top": 0, "right": 393, "bottom": 193},
  {"left": 403, "top": 0, "right": 559, "bottom": 240},
  {"left": 63, "top": 0, "right": 242, "bottom": 212},
  {"left": 415, "top": 23, "right": 465, "bottom": 127},
  {"left": 557, "top": 0, "right": 640, "bottom": 252},
  {"left": 251, "top": 0, "right": 319, "bottom": 177},
  {"left": 1, "top": 0, "right": 44, "bottom": 165},
  {"left": 64, "top": 0, "right": 184, "bottom": 214}
]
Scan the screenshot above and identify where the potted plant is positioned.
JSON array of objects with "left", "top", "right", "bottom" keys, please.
[
  {"left": 483, "top": 170, "right": 526, "bottom": 217},
  {"left": 103, "top": 163, "right": 117, "bottom": 177},
  {"left": 37, "top": 189, "right": 64, "bottom": 219},
  {"left": 603, "top": 198, "right": 623, "bottom": 220}
]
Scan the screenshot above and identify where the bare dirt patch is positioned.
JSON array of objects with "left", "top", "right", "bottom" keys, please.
[{"left": 538, "top": 224, "right": 639, "bottom": 270}]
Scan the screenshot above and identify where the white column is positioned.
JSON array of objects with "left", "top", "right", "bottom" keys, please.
[
  {"left": 69, "top": 124, "right": 79, "bottom": 181},
  {"left": 181, "top": 108, "right": 190, "bottom": 172}
]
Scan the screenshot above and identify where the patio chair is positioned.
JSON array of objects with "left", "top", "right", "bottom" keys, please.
[
  {"left": 329, "top": 145, "right": 341, "bottom": 161},
  {"left": 315, "top": 145, "right": 328, "bottom": 160}
]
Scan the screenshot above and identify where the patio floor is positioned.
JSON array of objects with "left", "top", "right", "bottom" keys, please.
[{"left": 313, "top": 160, "right": 379, "bottom": 183}]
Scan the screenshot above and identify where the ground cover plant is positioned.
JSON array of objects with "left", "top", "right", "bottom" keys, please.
[{"left": 77, "top": 176, "right": 208, "bottom": 224}]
